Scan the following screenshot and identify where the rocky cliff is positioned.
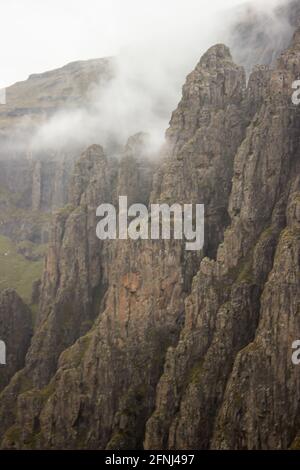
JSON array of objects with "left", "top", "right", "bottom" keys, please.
[
  {"left": 0, "top": 59, "right": 114, "bottom": 305},
  {"left": 0, "top": 0, "right": 299, "bottom": 451},
  {"left": 0, "top": 289, "right": 32, "bottom": 392},
  {"left": 0, "top": 57, "right": 114, "bottom": 226}
]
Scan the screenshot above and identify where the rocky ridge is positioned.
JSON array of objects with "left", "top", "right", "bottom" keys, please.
[
  {"left": 0, "top": 289, "right": 32, "bottom": 392},
  {"left": 0, "top": 0, "right": 299, "bottom": 451},
  {"left": 0, "top": 58, "right": 113, "bottom": 136}
]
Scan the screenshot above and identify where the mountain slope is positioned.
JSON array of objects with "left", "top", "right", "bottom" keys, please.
[
  {"left": 0, "top": 0, "right": 299, "bottom": 451},
  {"left": 0, "top": 58, "right": 113, "bottom": 136}
]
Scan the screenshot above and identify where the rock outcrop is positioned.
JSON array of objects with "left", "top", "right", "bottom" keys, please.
[
  {"left": 0, "top": 42, "right": 263, "bottom": 449},
  {"left": 0, "top": 0, "right": 299, "bottom": 452},
  {"left": 0, "top": 289, "right": 32, "bottom": 391},
  {"left": 145, "top": 24, "right": 300, "bottom": 451}
]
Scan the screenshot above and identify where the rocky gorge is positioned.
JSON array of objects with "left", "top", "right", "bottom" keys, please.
[{"left": 0, "top": 0, "right": 299, "bottom": 451}]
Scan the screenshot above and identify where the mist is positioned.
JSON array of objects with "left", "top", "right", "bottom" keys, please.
[{"left": 2, "top": 0, "right": 298, "bottom": 157}]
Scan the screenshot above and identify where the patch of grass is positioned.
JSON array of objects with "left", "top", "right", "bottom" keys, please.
[
  {"left": 17, "top": 240, "right": 48, "bottom": 260},
  {"left": 23, "top": 379, "right": 56, "bottom": 406},
  {"left": 281, "top": 227, "right": 300, "bottom": 243},
  {"left": 106, "top": 431, "right": 128, "bottom": 450},
  {"left": 185, "top": 359, "right": 205, "bottom": 387},
  {"left": 18, "top": 373, "right": 33, "bottom": 394},
  {"left": 59, "top": 334, "right": 92, "bottom": 368},
  {"left": 0, "top": 235, "right": 43, "bottom": 304},
  {"left": 4, "top": 425, "right": 21, "bottom": 447},
  {"left": 237, "top": 258, "right": 254, "bottom": 284},
  {"left": 290, "top": 435, "right": 300, "bottom": 450},
  {"left": 0, "top": 203, "right": 52, "bottom": 244}
]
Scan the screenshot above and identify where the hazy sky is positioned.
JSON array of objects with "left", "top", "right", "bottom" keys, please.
[{"left": 0, "top": 0, "right": 247, "bottom": 88}]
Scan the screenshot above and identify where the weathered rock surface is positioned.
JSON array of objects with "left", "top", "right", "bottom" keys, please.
[
  {"left": 145, "top": 24, "right": 300, "bottom": 451},
  {"left": 0, "top": 289, "right": 32, "bottom": 391},
  {"left": 0, "top": 0, "right": 299, "bottom": 451},
  {"left": 0, "top": 155, "right": 74, "bottom": 244},
  {"left": 0, "top": 42, "right": 256, "bottom": 449}
]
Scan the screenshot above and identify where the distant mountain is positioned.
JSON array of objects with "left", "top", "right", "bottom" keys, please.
[{"left": 0, "top": 58, "right": 113, "bottom": 140}]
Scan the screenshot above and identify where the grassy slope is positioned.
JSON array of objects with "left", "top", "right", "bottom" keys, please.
[{"left": 0, "top": 235, "right": 44, "bottom": 304}]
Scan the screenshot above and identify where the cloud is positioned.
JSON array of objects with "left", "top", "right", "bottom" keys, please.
[
  {"left": 2, "top": 0, "right": 298, "bottom": 156},
  {"left": 29, "top": 0, "right": 245, "bottom": 154}
]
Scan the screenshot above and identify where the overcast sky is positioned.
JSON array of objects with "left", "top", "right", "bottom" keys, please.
[{"left": 0, "top": 0, "right": 248, "bottom": 88}]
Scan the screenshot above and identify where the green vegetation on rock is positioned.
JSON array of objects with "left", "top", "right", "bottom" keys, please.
[{"left": 0, "top": 235, "right": 44, "bottom": 304}]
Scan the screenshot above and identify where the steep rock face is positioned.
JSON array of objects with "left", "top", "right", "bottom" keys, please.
[
  {"left": 0, "top": 11, "right": 299, "bottom": 452},
  {"left": 0, "top": 44, "right": 251, "bottom": 449},
  {"left": 145, "top": 27, "right": 300, "bottom": 450},
  {"left": 0, "top": 57, "right": 114, "bottom": 250},
  {"left": 0, "top": 136, "right": 156, "bottom": 448},
  {"left": 33, "top": 45, "right": 249, "bottom": 451},
  {"left": 0, "top": 289, "right": 32, "bottom": 391},
  {"left": 30, "top": 156, "right": 73, "bottom": 212},
  {"left": 212, "top": 190, "right": 300, "bottom": 450},
  {"left": 154, "top": 44, "right": 247, "bottom": 259},
  {"left": 0, "top": 155, "right": 73, "bottom": 242},
  {"left": 211, "top": 38, "right": 300, "bottom": 449},
  {"left": 25, "top": 145, "right": 118, "bottom": 387}
]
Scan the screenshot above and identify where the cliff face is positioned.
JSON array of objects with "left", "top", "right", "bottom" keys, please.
[
  {"left": 0, "top": 58, "right": 114, "bottom": 239},
  {"left": 0, "top": 155, "right": 73, "bottom": 244},
  {"left": 0, "top": 289, "right": 32, "bottom": 392},
  {"left": 0, "top": 1, "right": 299, "bottom": 451},
  {"left": 0, "top": 59, "right": 114, "bottom": 305},
  {"left": 146, "top": 28, "right": 300, "bottom": 450},
  {"left": 0, "top": 154, "right": 74, "bottom": 308},
  {"left": 0, "top": 59, "right": 114, "bottom": 309}
]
